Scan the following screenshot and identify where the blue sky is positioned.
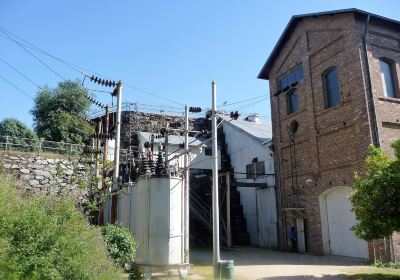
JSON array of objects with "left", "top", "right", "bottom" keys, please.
[{"left": 0, "top": 1, "right": 398, "bottom": 128}]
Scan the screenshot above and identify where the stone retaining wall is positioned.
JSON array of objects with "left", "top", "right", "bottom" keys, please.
[{"left": 0, "top": 153, "right": 94, "bottom": 207}]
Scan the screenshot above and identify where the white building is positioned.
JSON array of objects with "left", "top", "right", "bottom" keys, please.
[{"left": 221, "top": 114, "right": 278, "bottom": 248}]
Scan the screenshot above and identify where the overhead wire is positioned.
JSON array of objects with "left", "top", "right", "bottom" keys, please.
[
  {"left": 0, "top": 74, "right": 34, "bottom": 100},
  {"left": 0, "top": 29, "right": 66, "bottom": 81},
  {"left": 234, "top": 97, "right": 268, "bottom": 111},
  {"left": 125, "top": 84, "right": 184, "bottom": 106},
  {"left": 0, "top": 27, "right": 86, "bottom": 76},
  {"left": 0, "top": 25, "right": 185, "bottom": 107},
  {"left": 0, "top": 57, "right": 44, "bottom": 90},
  {"left": 220, "top": 94, "right": 266, "bottom": 107}
]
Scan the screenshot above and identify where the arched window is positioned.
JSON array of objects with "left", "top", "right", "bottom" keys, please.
[
  {"left": 287, "top": 89, "right": 299, "bottom": 115},
  {"left": 323, "top": 67, "right": 341, "bottom": 108},
  {"left": 379, "top": 58, "right": 397, "bottom": 98}
]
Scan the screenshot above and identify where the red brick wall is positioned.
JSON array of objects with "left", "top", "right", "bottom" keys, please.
[{"left": 266, "top": 12, "right": 400, "bottom": 257}]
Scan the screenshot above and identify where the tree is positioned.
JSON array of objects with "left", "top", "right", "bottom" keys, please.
[
  {"left": 350, "top": 139, "right": 400, "bottom": 241},
  {"left": 0, "top": 118, "right": 38, "bottom": 151},
  {"left": 31, "top": 80, "right": 94, "bottom": 144},
  {"left": 0, "top": 118, "right": 37, "bottom": 139}
]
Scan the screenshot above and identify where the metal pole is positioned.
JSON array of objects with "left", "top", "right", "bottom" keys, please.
[
  {"left": 211, "top": 80, "right": 220, "bottom": 276},
  {"left": 226, "top": 172, "right": 232, "bottom": 248},
  {"left": 104, "top": 105, "right": 109, "bottom": 164},
  {"left": 184, "top": 104, "right": 190, "bottom": 264},
  {"left": 113, "top": 81, "right": 123, "bottom": 190}
]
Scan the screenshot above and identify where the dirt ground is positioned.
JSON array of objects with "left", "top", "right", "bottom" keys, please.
[{"left": 190, "top": 247, "right": 373, "bottom": 280}]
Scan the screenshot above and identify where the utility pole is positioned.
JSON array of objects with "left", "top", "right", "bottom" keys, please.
[
  {"left": 103, "top": 105, "right": 109, "bottom": 164},
  {"left": 184, "top": 104, "right": 190, "bottom": 264},
  {"left": 113, "top": 81, "right": 123, "bottom": 190},
  {"left": 211, "top": 80, "right": 220, "bottom": 277},
  {"left": 226, "top": 172, "right": 232, "bottom": 248}
]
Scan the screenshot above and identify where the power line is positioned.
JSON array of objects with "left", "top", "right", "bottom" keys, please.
[
  {"left": 0, "top": 27, "right": 85, "bottom": 76},
  {"left": 220, "top": 94, "right": 266, "bottom": 107},
  {"left": 234, "top": 97, "right": 268, "bottom": 111},
  {"left": 0, "top": 29, "right": 66, "bottom": 81},
  {"left": 0, "top": 74, "right": 34, "bottom": 100},
  {"left": 0, "top": 57, "right": 43, "bottom": 90},
  {"left": 0, "top": 26, "right": 185, "bottom": 107},
  {"left": 125, "top": 84, "right": 184, "bottom": 106}
]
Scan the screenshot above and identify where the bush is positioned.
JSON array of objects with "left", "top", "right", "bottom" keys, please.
[
  {"left": 0, "top": 175, "right": 121, "bottom": 280},
  {"left": 101, "top": 224, "right": 136, "bottom": 268},
  {"left": 375, "top": 260, "right": 400, "bottom": 269}
]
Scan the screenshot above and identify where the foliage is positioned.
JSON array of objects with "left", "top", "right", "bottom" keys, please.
[
  {"left": 101, "top": 224, "right": 137, "bottom": 267},
  {"left": 31, "top": 80, "right": 94, "bottom": 144},
  {"left": 350, "top": 140, "right": 400, "bottom": 240},
  {"left": 0, "top": 118, "right": 37, "bottom": 140},
  {"left": 376, "top": 261, "right": 400, "bottom": 269},
  {"left": 0, "top": 175, "right": 121, "bottom": 280},
  {"left": 0, "top": 118, "right": 38, "bottom": 151}
]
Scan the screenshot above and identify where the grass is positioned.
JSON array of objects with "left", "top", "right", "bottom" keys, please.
[
  {"left": 190, "top": 262, "right": 214, "bottom": 279},
  {"left": 347, "top": 267, "right": 400, "bottom": 280}
]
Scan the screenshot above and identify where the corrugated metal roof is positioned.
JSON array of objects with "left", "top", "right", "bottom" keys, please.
[
  {"left": 258, "top": 8, "right": 400, "bottom": 80},
  {"left": 138, "top": 131, "right": 212, "bottom": 147},
  {"left": 219, "top": 115, "right": 272, "bottom": 143}
]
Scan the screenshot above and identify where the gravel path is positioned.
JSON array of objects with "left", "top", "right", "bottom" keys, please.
[{"left": 191, "top": 247, "right": 371, "bottom": 279}]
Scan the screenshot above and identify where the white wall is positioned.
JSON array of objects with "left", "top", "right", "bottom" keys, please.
[
  {"left": 117, "top": 185, "right": 137, "bottom": 235},
  {"left": 223, "top": 122, "right": 277, "bottom": 247}
]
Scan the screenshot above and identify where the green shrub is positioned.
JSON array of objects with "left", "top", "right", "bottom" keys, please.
[
  {"left": 0, "top": 176, "right": 121, "bottom": 280},
  {"left": 101, "top": 224, "right": 136, "bottom": 267},
  {"left": 375, "top": 260, "right": 400, "bottom": 269}
]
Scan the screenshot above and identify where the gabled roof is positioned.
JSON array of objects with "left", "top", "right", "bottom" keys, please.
[
  {"left": 219, "top": 115, "right": 272, "bottom": 144},
  {"left": 257, "top": 8, "right": 400, "bottom": 80}
]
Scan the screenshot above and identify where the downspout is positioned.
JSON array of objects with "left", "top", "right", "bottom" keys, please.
[
  {"left": 362, "top": 14, "right": 380, "bottom": 147},
  {"left": 271, "top": 144, "right": 283, "bottom": 249}
]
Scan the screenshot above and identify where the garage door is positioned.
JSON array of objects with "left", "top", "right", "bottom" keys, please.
[{"left": 325, "top": 187, "right": 369, "bottom": 259}]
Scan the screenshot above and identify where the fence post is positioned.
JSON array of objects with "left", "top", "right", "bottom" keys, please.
[
  {"left": 5, "top": 136, "right": 9, "bottom": 151},
  {"left": 38, "top": 138, "right": 43, "bottom": 156},
  {"left": 69, "top": 144, "right": 73, "bottom": 160}
]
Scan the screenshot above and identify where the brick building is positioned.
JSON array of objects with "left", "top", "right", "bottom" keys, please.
[{"left": 258, "top": 9, "right": 400, "bottom": 260}]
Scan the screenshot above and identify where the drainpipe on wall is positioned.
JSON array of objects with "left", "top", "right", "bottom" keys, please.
[
  {"left": 269, "top": 143, "right": 285, "bottom": 250},
  {"left": 362, "top": 14, "right": 380, "bottom": 147}
]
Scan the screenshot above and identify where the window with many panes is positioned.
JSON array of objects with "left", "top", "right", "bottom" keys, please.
[
  {"left": 246, "top": 161, "right": 265, "bottom": 179},
  {"left": 278, "top": 66, "right": 304, "bottom": 90},
  {"left": 380, "top": 58, "right": 398, "bottom": 98},
  {"left": 323, "top": 67, "right": 341, "bottom": 108},
  {"left": 287, "top": 90, "right": 299, "bottom": 115}
]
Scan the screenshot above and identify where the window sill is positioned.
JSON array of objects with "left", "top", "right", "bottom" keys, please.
[
  {"left": 378, "top": 96, "right": 400, "bottom": 104},
  {"left": 281, "top": 108, "right": 307, "bottom": 122},
  {"left": 315, "top": 100, "right": 349, "bottom": 117}
]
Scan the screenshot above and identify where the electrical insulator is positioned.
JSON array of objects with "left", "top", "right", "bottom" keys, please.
[
  {"left": 230, "top": 111, "right": 239, "bottom": 120},
  {"left": 189, "top": 107, "right": 202, "bottom": 113},
  {"left": 160, "top": 128, "right": 166, "bottom": 137},
  {"left": 90, "top": 75, "right": 95, "bottom": 81},
  {"left": 94, "top": 77, "right": 98, "bottom": 83}
]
